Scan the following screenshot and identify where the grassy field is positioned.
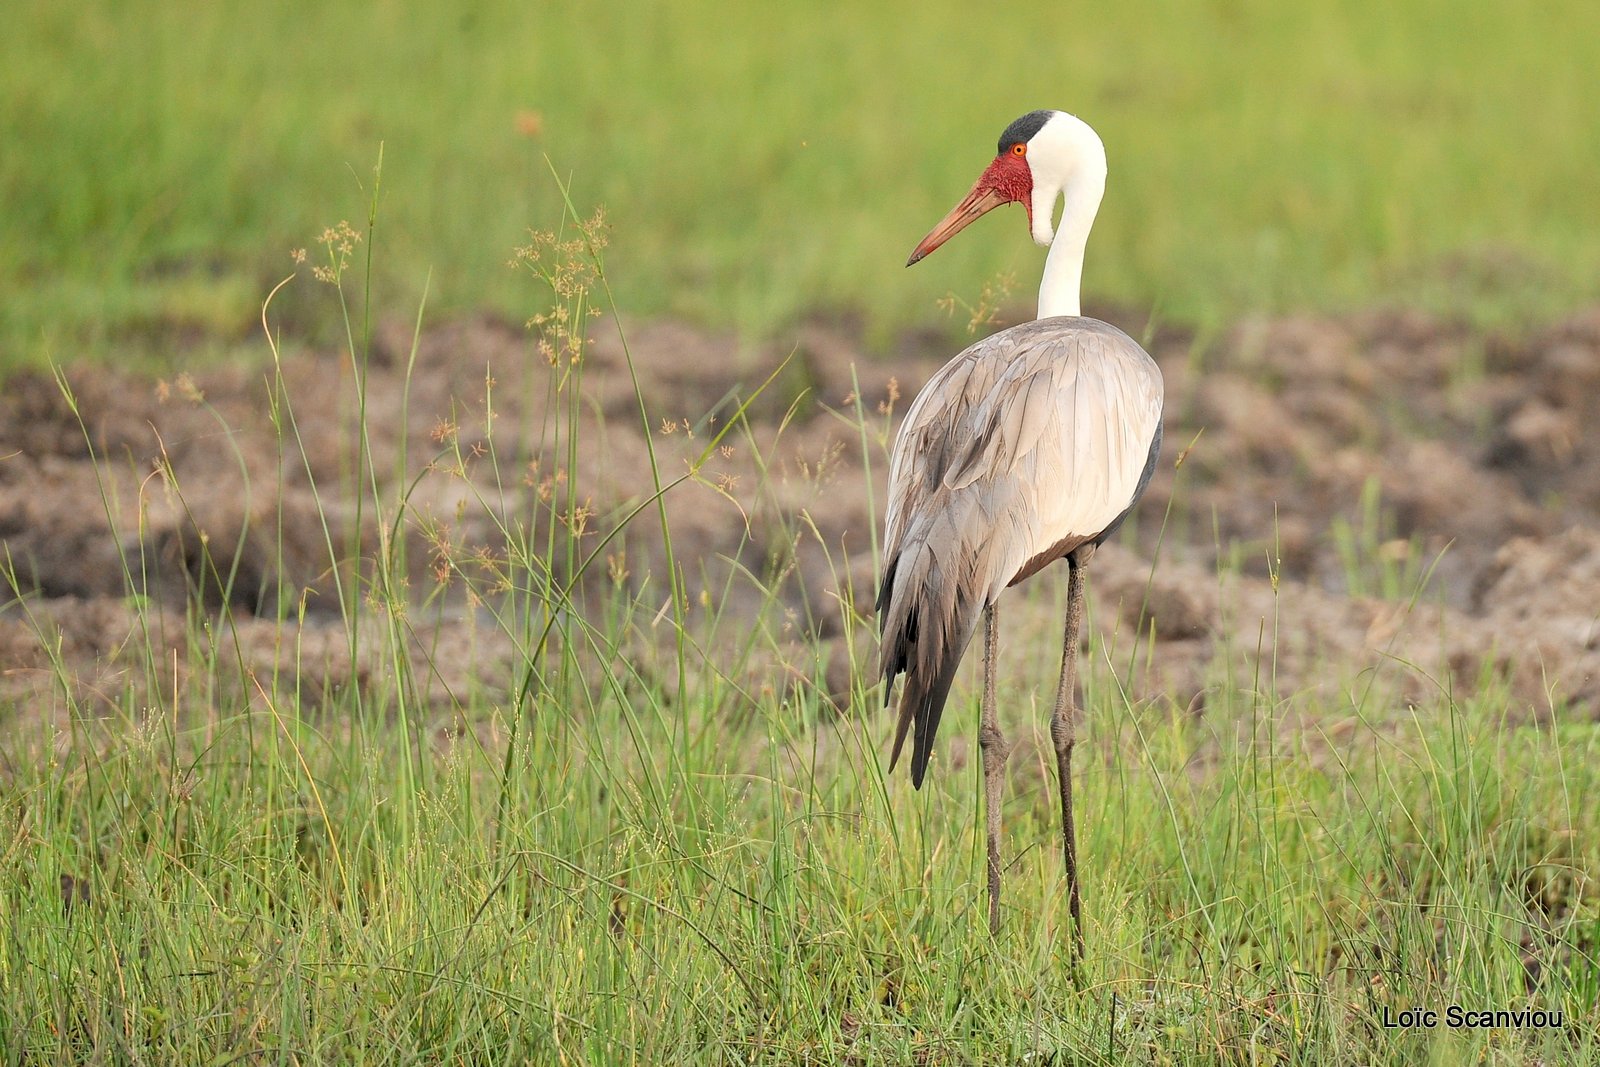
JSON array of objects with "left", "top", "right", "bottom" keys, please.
[
  {"left": 5, "top": 620, "right": 1597, "bottom": 1063},
  {"left": 5, "top": 2, "right": 1600, "bottom": 1062},
  {"left": 3, "top": 0, "right": 1600, "bottom": 367},
  {"left": 4, "top": 200, "right": 1599, "bottom": 1063}
]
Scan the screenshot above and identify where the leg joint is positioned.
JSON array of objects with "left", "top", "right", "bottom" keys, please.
[{"left": 1050, "top": 710, "right": 1076, "bottom": 753}]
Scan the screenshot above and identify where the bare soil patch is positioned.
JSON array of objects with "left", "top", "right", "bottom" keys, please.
[{"left": 4, "top": 305, "right": 1600, "bottom": 723}]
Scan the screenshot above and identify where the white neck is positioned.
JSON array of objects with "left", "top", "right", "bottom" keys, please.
[
  {"left": 1036, "top": 176, "right": 1100, "bottom": 318},
  {"left": 1025, "top": 112, "right": 1108, "bottom": 320}
]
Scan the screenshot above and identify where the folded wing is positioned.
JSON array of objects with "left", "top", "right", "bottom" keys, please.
[{"left": 878, "top": 317, "right": 1163, "bottom": 786}]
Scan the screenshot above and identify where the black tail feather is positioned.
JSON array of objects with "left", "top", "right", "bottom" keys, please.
[
  {"left": 906, "top": 649, "right": 967, "bottom": 788},
  {"left": 879, "top": 540, "right": 982, "bottom": 788}
]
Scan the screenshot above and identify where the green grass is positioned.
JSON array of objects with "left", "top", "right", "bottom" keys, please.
[
  {"left": 4, "top": 0, "right": 1600, "bottom": 368},
  {"left": 2, "top": 193, "right": 1597, "bottom": 1064},
  {"left": 5, "top": 644, "right": 1597, "bottom": 1063}
]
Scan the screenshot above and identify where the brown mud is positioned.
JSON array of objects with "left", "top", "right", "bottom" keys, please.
[{"left": 4, "top": 305, "right": 1600, "bottom": 724}]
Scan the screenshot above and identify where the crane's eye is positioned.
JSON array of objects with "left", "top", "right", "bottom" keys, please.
[{"left": 1011, "top": 143, "right": 1026, "bottom": 157}]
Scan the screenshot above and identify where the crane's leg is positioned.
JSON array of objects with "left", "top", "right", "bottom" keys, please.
[
  {"left": 978, "top": 600, "right": 1008, "bottom": 935},
  {"left": 1052, "top": 546, "right": 1092, "bottom": 961}
]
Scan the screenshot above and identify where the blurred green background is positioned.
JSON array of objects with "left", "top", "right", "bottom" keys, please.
[{"left": 3, "top": 0, "right": 1597, "bottom": 368}]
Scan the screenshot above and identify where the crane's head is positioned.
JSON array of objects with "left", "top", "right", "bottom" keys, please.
[{"left": 907, "top": 110, "right": 1107, "bottom": 266}]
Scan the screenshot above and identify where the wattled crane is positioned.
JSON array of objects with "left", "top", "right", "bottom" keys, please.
[{"left": 878, "top": 110, "right": 1164, "bottom": 953}]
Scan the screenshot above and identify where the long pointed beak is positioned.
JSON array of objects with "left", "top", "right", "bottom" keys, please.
[{"left": 906, "top": 183, "right": 1008, "bottom": 266}]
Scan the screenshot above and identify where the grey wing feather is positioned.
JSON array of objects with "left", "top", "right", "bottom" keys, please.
[{"left": 878, "top": 317, "right": 1163, "bottom": 786}]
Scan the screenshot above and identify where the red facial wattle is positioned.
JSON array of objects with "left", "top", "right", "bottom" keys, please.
[
  {"left": 982, "top": 151, "right": 1035, "bottom": 222},
  {"left": 906, "top": 149, "right": 1035, "bottom": 266}
]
